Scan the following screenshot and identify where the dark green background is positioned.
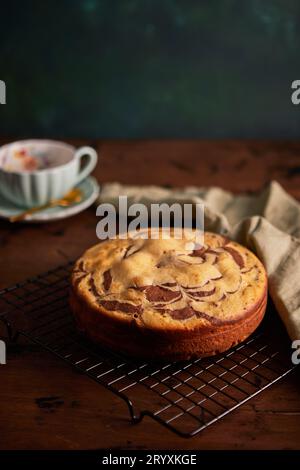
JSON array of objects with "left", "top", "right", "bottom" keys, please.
[{"left": 0, "top": 0, "right": 299, "bottom": 138}]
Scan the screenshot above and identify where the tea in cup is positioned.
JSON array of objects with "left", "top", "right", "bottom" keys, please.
[{"left": 0, "top": 139, "right": 98, "bottom": 207}]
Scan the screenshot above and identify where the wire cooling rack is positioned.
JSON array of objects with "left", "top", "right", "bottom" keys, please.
[{"left": 0, "top": 261, "right": 297, "bottom": 438}]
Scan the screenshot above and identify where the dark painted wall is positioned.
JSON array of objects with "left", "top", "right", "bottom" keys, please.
[{"left": 0, "top": 0, "right": 300, "bottom": 138}]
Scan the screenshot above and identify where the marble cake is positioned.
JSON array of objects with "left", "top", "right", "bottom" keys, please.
[{"left": 70, "top": 230, "right": 267, "bottom": 360}]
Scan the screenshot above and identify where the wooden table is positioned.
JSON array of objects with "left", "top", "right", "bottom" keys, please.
[{"left": 0, "top": 140, "right": 300, "bottom": 450}]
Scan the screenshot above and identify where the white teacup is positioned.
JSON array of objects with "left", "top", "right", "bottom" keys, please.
[{"left": 0, "top": 139, "right": 98, "bottom": 208}]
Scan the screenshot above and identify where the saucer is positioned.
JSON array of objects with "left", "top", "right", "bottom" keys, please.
[{"left": 0, "top": 176, "right": 100, "bottom": 223}]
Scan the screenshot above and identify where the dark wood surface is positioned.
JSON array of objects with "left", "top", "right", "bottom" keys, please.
[{"left": 0, "top": 140, "right": 300, "bottom": 450}]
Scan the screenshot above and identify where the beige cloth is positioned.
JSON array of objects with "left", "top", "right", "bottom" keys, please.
[{"left": 98, "top": 181, "right": 300, "bottom": 341}]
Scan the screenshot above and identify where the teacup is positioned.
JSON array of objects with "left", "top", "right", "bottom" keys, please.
[{"left": 0, "top": 139, "right": 98, "bottom": 207}]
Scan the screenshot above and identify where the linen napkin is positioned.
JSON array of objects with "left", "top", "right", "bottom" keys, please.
[{"left": 98, "top": 181, "right": 300, "bottom": 341}]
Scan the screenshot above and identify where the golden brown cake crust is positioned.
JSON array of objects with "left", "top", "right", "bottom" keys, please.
[{"left": 70, "top": 231, "right": 268, "bottom": 360}]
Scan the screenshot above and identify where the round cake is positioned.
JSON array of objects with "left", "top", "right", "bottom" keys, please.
[{"left": 70, "top": 231, "right": 267, "bottom": 360}]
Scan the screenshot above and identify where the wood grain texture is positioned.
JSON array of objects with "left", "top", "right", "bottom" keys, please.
[{"left": 0, "top": 140, "right": 300, "bottom": 449}]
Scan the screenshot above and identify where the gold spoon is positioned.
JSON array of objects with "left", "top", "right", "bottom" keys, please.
[{"left": 9, "top": 188, "right": 83, "bottom": 223}]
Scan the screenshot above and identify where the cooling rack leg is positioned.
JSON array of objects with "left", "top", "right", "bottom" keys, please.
[{"left": 124, "top": 397, "right": 143, "bottom": 424}]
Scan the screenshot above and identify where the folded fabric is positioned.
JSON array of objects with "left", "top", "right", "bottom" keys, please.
[{"left": 98, "top": 181, "right": 300, "bottom": 341}]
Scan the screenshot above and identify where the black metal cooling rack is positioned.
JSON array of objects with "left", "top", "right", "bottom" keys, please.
[{"left": 0, "top": 261, "right": 297, "bottom": 438}]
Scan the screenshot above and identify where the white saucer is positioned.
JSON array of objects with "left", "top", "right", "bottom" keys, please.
[{"left": 0, "top": 176, "right": 100, "bottom": 223}]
